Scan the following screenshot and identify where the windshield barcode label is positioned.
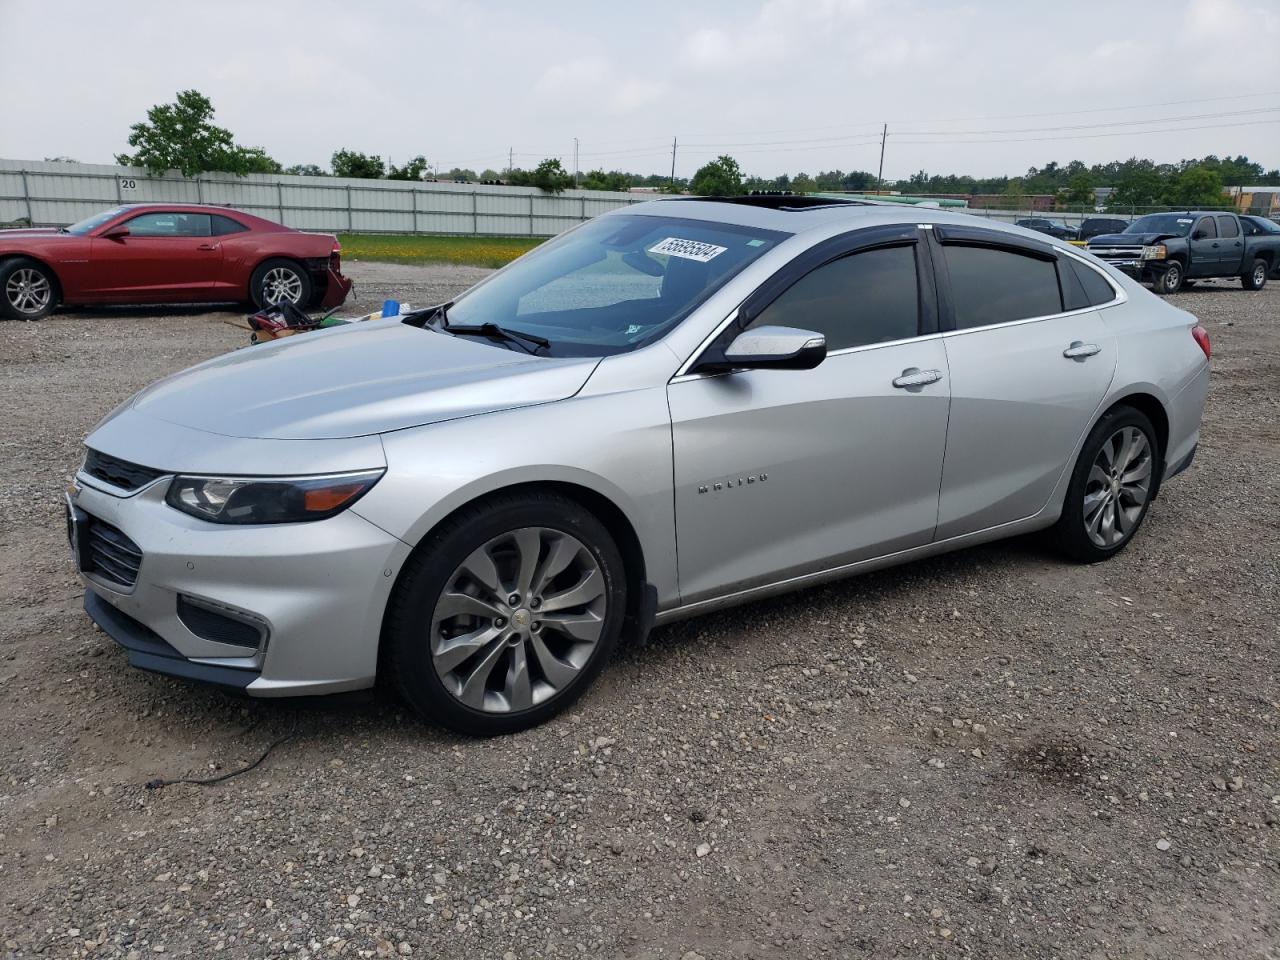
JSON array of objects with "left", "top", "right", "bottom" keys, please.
[{"left": 648, "top": 237, "right": 727, "bottom": 263}]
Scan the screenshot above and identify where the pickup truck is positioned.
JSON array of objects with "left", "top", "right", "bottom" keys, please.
[{"left": 1086, "top": 211, "right": 1280, "bottom": 294}]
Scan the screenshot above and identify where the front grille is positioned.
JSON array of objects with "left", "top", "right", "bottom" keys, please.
[
  {"left": 1088, "top": 245, "right": 1143, "bottom": 263},
  {"left": 83, "top": 448, "right": 165, "bottom": 492},
  {"left": 85, "top": 518, "right": 143, "bottom": 588}
]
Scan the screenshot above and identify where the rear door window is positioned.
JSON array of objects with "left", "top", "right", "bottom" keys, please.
[
  {"left": 1069, "top": 260, "right": 1118, "bottom": 307},
  {"left": 1215, "top": 215, "right": 1239, "bottom": 238},
  {"left": 941, "top": 244, "right": 1063, "bottom": 328},
  {"left": 748, "top": 244, "right": 921, "bottom": 350}
]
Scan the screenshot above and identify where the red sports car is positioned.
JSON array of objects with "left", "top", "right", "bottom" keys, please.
[{"left": 0, "top": 203, "right": 352, "bottom": 320}]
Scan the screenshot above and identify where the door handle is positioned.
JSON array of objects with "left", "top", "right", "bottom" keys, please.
[
  {"left": 892, "top": 367, "right": 943, "bottom": 388},
  {"left": 1063, "top": 341, "right": 1101, "bottom": 360},
  {"left": 196, "top": 243, "right": 218, "bottom": 251}
]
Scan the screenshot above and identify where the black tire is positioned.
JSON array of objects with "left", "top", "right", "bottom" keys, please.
[
  {"left": 1241, "top": 258, "right": 1268, "bottom": 291},
  {"left": 0, "top": 257, "right": 60, "bottom": 320},
  {"left": 384, "top": 492, "right": 628, "bottom": 736},
  {"left": 1053, "top": 406, "right": 1159, "bottom": 563},
  {"left": 1152, "top": 261, "right": 1184, "bottom": 295},
  {"left": 249, "top": 258, "right": 312, "bottom": 309}
]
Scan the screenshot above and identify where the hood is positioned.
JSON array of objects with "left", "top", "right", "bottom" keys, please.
[
  {"left": 1088, "top": 231, "right": 1180, "bottom": 246},
  {"left": 0, "top": 227, "right": 64, "bottom": 239},
  {"left": 129, "top": 319, "right": 600, "bottom": 440}
]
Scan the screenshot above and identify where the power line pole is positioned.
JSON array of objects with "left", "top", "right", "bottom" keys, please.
[
  {"left": 573, "top": 137, "right": 579, "bottom": 188},
  {"left": 876, "top": 124, "right": 888, "bottom": 195},
  {"left": 670, "top": 136, "right": 678, "bottom": 190},
  {"left": 507, "top": 147, "right": 513, "bottom": 175}
]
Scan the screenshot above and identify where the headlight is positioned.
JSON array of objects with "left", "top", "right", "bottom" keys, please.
[
  {"left": 1140, "top": 244, "right": 1168, "bottom": 260},
  {"left": 165, "top": 470, "right": 384, "bottom": 524}
]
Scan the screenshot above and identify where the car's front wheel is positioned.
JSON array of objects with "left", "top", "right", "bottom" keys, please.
[
  {"left": 1053, "top": 406, "right": 1158, "bottom": 563},
  {"left": 384, "top": 492, "right": 627, "bottom": 735},
  {"left": 249, "top": 258, "right": 312, "bottom": 309},
  {"left": 0, "top": 257, "right": 60, "bottom": 320},
  {"left": 1152, "top": 261, "right": 1184, "bottom": 295}
]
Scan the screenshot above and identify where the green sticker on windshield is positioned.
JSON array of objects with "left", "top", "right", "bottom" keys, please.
[{"left": 747, "top": 239, "right": 765, "bottom": 247}]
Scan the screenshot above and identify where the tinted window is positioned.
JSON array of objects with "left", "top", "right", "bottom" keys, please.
[
  {"left": 125, "top": 212, "right": 211, "bottom": 238},
  {"left": 748, "top": 244, "right": 920, "bottom": 350},
  {"left": 211, "top": 214, "right": 248, "bottom": 236},
  {"left": 1194, "top": 217, "right": 1217, "bottom": 239},
  {"left": 1243, "top": 216, "right": 1280, "bottom": 235},
  {"left": 1215, "top": 215, "right": 1239, "bottom": 238},
  {"left": 942, "top": 244, "right": 1063, "bottom": 328},
  {"left": 1069, "top": 260, "right": 1117, "bottom": 307}
]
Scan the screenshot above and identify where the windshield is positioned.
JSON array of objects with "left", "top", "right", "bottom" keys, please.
[
  {"left": 444, "top": 213, "right": 789, "bottom": 357},
  {"left": 1125, "top": 214, "right": 1196, "bottom": 237},
  {"left": 65, "top": 207, "right": 128, "bottom": 235}
]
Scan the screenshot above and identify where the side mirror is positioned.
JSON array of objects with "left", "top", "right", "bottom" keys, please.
[
  {"left": 102, "top": 225, "right": 130, "bottom": 240},
  {"left": 695, "top": 325, "right": 827, "bottom": 373}
]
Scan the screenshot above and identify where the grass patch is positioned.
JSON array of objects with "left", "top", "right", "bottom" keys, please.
[{"left": 337, "top": 234, "right": 544, "bottom": 269}]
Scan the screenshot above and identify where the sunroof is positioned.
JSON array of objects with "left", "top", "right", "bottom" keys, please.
[{"left": 670, "top": 194, "right": 871, "bottom": 211}]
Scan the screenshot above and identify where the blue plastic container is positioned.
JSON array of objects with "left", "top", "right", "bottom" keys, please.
[{"left": 381, "top": 299, "right": 400, "bottom": 318}]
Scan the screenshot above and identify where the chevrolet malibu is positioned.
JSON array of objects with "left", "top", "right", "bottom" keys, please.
[{"left": 67, "top": 196, "right": 1210, "bottom": 735}]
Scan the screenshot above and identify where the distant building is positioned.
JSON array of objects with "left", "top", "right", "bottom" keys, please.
[{"left": 1233, "top": 186, "right": 1280, "bottom": 215}]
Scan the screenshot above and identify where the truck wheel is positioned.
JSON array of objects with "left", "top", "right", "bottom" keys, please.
[
  {"left": 1241, "top": 259, "right": 1268, "bottom": 291},
  {"left": 1153, "top": 261, "right": 1183, "bottom": 295}
]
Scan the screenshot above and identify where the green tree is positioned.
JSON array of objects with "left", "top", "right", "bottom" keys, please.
[
  {"left": 444, "top": 168, "right": 477, "bottom": 182},
  {"left": 283, "top": 163, "right": 327, "bottom": 177},
  {"left": 1163, "top": 165, "right": 1226, "bottom": 208},
  {"left": 1062, "top": 171, "right": 1096, "bottom": 206},
  {"left": 479, "top": 169, "right": 500, "bottom": 182},
  {"left": 387, "top": 155, "right": 430, "bottom": 181},
  {"left": 581, "top": 168, "right": 631, "bottom": 191},
  {"left": 331, "top": 149, "right": 385, "bottom": 179},
  {"left": 690, "top": 155, "right": 742, "bottom": 197},
  {"left": 115, "top": 89, "right": 279, "bottom": 177},
  {"left": 790, "top": 172, "right": 817, "bottom": 193},
  {"left": 530, "top": 158, "right": 573, "bottom": 194}
]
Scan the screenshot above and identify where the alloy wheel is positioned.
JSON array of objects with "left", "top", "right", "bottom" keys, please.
[
  {"left": 1083, "top": 426, "right": 1153, "bottom": 548},
  {"left": 1254, "top": 263, "right": 1267, "bottom": 286},
  {"left": 429, "top": 526, "right": 607, "bottom": 713},
  {"left": 5, "top": 268, "right": 51, "bottom": 315},
  {"left": 262, "top": 267, "right": 303, "bottom": 305}
]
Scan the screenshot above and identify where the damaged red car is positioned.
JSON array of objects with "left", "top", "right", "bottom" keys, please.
[{"left": 0, "top": 203, "right": 352, "bottom": 320}]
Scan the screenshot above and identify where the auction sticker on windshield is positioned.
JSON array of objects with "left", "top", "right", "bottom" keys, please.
[{"left": 648, "top": 237, "right": 728, "bottom": 262}]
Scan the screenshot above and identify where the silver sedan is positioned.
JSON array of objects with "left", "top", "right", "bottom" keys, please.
[{"left": 67, "top": 197, "right": 1210, "bottom": 735}]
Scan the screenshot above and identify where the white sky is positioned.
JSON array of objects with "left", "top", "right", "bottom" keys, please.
[{"left": 2, "top": 0, "right": 1278, "bottom": 180}]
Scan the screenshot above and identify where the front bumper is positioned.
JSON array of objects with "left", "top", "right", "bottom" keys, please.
[{"left": 69, "top": 474, "right": 411, "bottom": 696}]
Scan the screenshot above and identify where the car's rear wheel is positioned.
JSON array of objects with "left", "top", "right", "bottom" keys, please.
[
  {"left": 250, "top": 258, "right": 312, "bottom": 309},
  {"left": 1153, "top": 261, "right": 1184, "bottom": 295},
  {"left": 384, "top": 492, "right": 627, "bottom": 735},
  {"left": 0, "top": 258, "right": 59, "bottom": 320},
  {"left": 1241, "top": 258, "right": 1268, "bottom": 291},
  {"left": 1053, "top": 406, "right": 1158, "bottom": 563}
]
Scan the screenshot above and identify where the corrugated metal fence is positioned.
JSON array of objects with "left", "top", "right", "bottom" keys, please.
[{"left": 0, "top": 158, "right": 642, "bottom": 236}]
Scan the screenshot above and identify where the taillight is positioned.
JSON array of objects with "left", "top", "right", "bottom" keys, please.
[{"left": 1192, "top": 324, "right": 1211, "bottom": 360}]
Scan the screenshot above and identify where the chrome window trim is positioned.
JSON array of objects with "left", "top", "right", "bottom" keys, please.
[{"left": 673, "top": 235, "right": 1126, "bottom": 380}]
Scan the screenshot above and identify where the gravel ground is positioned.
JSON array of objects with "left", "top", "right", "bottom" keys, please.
[{"left": 0, "top": 264, "right": 1276, "bottom": 959}]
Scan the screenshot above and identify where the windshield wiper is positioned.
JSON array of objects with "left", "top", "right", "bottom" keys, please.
[{"left": 444, "top": 321, "right": 550, "bottom": 354}]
